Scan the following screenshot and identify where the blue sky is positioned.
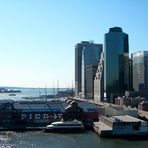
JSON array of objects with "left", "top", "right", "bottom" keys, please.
[{"left": 0, "top": 0, "right": 148, "bottom": 88}]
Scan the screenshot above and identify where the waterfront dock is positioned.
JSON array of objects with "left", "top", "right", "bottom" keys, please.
[
  {"left": 93, "top": 121, "right": 112, "bottom": 137},
  {"left": 0, "top": 99, "right": 99, "bottom": 131},
  {"left": 93, "top": 115, "right": 148, "bottom": 139}
]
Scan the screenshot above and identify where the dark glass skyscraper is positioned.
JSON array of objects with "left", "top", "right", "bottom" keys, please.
[
  {"left": 104, "top": 27, "right": 129, "bottom": 102},
  {"left": 75, "top": 41, "right": 102, "bottom": 97},
  {"left": 75, "top": 42, "right": 83, "bottom": 96}
]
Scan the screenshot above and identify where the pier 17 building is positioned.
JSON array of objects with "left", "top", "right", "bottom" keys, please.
[
  {"left": 0, "top": 100, "right": 99, "bottom": 128},
  {"left": 104, "top": 27, "right": 129, "bottom": 102}
]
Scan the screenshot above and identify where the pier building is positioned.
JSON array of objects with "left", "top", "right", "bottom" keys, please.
[
  {"left": 104, "top": 104, "right": 138, "bottom": 118},
  {"left": 93, "top": 115, "right": 148, "bottom": 137},
  {"left": 0, "top": 99, "right": 99, "bottom": 129}
]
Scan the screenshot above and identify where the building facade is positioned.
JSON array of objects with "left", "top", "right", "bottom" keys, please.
[
  {"left": 75, "top": 42, "right": 83, "bottom": 96},
  {"left": 132, "top": 51, "right": 148, "bottom": 98},
  {"left": 75, "top": 41, "right": 102, "bottom": 97},
  {"left": 94, "top": 52, "right": 104, "bottom": 102},
  {"left": 115, "top": 96, "right": 145, "bottom": 107},
  {"left": 138, "top": 101, "right": 148, "bottom": 111},
  {"left": 81, "top": 42, "right": 102, "bottom": 98},
  {"left": 0, "top": 100, "right": 99, "bottom": 128},
  {"left": 85, "top": 65, "right": 97, "bottom": 99},
  {"left": 129, "top": 58, "right": 133, "bottom": 91},
  {"left": 94, "top": 115, "right": 148, "bottom": 137},
  {"left": 104, "top": 27, "right": 129, "bottom": 102},
  {"left": 104, "top": 104, "right": 138, "bottom": 118}
]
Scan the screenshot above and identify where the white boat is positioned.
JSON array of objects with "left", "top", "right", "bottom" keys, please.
[
  {"left": 44, "top": 120, "right": 84, "bottom": 133},
  {"left": 9, "top": 93, "right": 16, "bottom": 96}
]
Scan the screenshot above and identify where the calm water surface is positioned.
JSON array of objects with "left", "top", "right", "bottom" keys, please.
[
  {"left": 0, "top": 88, "right": 66, "bottom": 101},
  {"left": 0, "top": 88, "right": 148, "bottom": 148},
  {"left": 0, "top": 131, "right": 148, "bottom": 148}
]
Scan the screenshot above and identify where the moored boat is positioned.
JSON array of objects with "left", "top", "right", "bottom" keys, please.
[
  {"left": 9, "top": 93, "right": 16, "bottom": 96},
  {"left": 44, "top": 120, "right": 84, "bottom": 133}
]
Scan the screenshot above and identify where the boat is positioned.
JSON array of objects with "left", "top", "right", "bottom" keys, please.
[
  {"left": 0, "top": 88, "right": 21, "bottom": 93},
  {"left": 9, "top": 94, "right": 16, "bottom": 96},
  {"left": 44, "top": 120, "right": 84, "bottom": 133}
]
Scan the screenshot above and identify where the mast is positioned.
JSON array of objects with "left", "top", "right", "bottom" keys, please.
[
  {"left": 45, "top": 84, "right": 47, "bottom": 95},
  {"left": 45, "top": 84, "right": 47, "bottom": 102},
  {"left": 72, "top": 80, "right": 74, "bottom": 99},
  {"left": 57, "top": 80, "right": 59, "bottom": 98},
  {"left": 39, "top": 87, "right": 41, "bottom": 98},
  {"left": 53, "top": 81, "right": 55, "bottom": 97}
]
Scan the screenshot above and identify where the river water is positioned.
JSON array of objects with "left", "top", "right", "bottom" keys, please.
[
  {"left": 0, "top": 131, "right": 148, "bottom": 148},
  {"left": 0, "top": 88, "right": 148, "bottom": 148},
  {"left": 0, "top": 88, "right": 62, "bottom": 100}
]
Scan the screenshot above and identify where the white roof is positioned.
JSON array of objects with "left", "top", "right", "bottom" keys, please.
[
  {"left": 132, "top": 51, "right": 148, "bottom": 57},
  {"left": 94, "top": 121, "right": 112, "bottom": 131},
  {"left": 114, "top": 115, "right": 144, "bottom": 123}
]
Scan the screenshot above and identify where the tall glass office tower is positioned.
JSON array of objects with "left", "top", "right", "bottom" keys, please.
[
  {"left": 81, "top": 44, "right": 102, "bottom": 98},
  {"left": 132, "top": 51, "right": 148, "bottom": 98},
  {"left": 104, "top": 27, "right": 129, "bottom": 102},
  {"left": 75, "top": 41, "right": 102, "bottom": 97},
  {"left": 75, "top": 42, "right": 83, "bottom": 96}
]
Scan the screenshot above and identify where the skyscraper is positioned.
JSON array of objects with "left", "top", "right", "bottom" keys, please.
[
  {"left": 85, "top": 64, "right": 97, "bottom": 99},
  {"left": 104, "top": 27, "right": 129, "bottom": 102},
  {"left": 75, "top": 41, "right": 102, "bottom": 97},
  {"left": 129, "top": 58, "right": 133, "bottom": 91},
  {"left": 75, "top": 42, "right": 83, "bottom": 96},
  {"left": 94, "top": 52, "right": 104, "bottom": 102},
  {"left": 132, "top": 51, "right": 148, "bottom": 98}
]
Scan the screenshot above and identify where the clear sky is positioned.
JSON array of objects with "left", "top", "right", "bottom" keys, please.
[{"left": 0, "top": 0, "right": 148, "bottom": 88}]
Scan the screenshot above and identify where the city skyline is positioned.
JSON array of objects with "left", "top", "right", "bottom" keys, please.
[{"left": 0, "top": 0, "right": 148, "bottom": 88}]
